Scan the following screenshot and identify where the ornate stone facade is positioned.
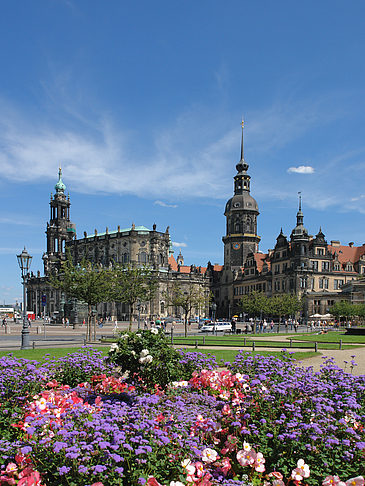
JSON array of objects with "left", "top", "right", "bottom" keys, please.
[{"left": 27, "top": 171, "right": 210, "bottom": 323}]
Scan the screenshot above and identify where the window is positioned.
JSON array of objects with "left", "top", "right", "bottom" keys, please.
[
  {"left": 282, "top": 280, "right": 286, "bottom": 291},
  {"left": 138, "top": 252, "right": 147, "bottom": 264},
  {"left": 319, "top": 278, "right": 323, "bottom": 289},
  {"left": 324, "top": 278, "right": 329, "bottom": 289},
  {"left": 123, "top": 253, "right": 129, "bottom": 263},
  {"left": 160, "top": 302, "right": 165, "bottom": 314},
  {"left": 322, "top": 261, "right": 330, "bottom": 271},
  {"left": 311, "top": 261, "right": 318, "bottom": 270},
  {"left": 334, "top": 263, "right": 340, "bottom": 271},
  {"left": 274, "top": 264, "right": 280, "bottom": 274},
  {"left": 334, "top": 279, "right": 344, "bottom": 290},
  {"left": 317, "top": 248, "right": 324, "bottom": 256},
  {"left": 300, "top": 277, "right": 307, "bottom": 289}
]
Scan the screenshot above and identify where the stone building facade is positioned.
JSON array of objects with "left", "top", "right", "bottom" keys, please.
[
  {"left": 211, "top": 126, "right": 365, "bottom": 319},
  {"left": 27, "top": 170, "right": 211, "bottom": 323},
  {"left": 26, "top": 126, "right": 365, "bottom": 323}
]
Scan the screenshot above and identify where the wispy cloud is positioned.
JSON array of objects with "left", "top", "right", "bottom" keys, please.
[
  {"left": 350, "top": 194, "right": 365, "bottom": 202},
  {"left": 172, "top": 241, "right": 187, "bottom": 248},
  {"left": 287, "top": 165, "right": 315, "bottom": 174},
  {"left": 154, "top": 200, "right": 178, "bottom": 208}
]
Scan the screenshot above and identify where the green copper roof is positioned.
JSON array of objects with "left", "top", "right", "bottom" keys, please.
[{"left": 55, "top": 168, "right": 66, "bottom": 193}]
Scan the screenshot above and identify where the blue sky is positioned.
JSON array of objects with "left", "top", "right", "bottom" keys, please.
[{"left": 1, "top": 0, "right": 365, "bottom": 304}]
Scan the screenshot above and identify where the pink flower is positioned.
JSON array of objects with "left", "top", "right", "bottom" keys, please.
[
  {"left": 5, "top": 463, "right": 17, "bottom": 474},
  {"left": 237, "top": 449, "right": 256, "bottom": 467},
  {"left": 323, "top": 476, "right": 346, "bottom": 486},
  {"left": 291, "top": 459, "right": 310, "bottom": 481},
  {"left": 181, "top": 459, "right": 195, "bottom": 476},
  {"left": 91, "top": 483, "right": 105, "bottom": 486},
  {"left": 201, "top": 448, "right": 219, "bottom": 463},
  {"left": 146, "top": 478, "right": 162, "bottom": 486},
  {"left": 346, "top": 477, "right": 365, "bottom": 486},
  {"left": 254, "top": 452, "right": 265, "bottom": 473}
]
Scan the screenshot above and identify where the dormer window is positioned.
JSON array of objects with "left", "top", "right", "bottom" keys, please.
[{"left": 317, "top": 248, "right": 324, "bottom": 256}]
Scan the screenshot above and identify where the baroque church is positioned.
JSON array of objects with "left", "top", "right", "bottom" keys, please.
[{"left": 26, "top": 125, "right": 365, "bottom": 322}]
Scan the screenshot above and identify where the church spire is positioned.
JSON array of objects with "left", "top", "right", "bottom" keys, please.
[
  {"left": 240, "top": 118, "right": 244, "bottom": 161},
  {"left": 55, "top": 167, "right": 66, "bottom": 194}
]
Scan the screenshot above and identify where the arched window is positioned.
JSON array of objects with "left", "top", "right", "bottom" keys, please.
[
  {"left": 158, "top": 253, "right": 164, "bottom": 265},
  {"left": 139, "top": 252, "right": 147, "bottom": 264},
  {"left": 123, "top": 253, "right": 129, "bottom": 264},
  {"left": 160, "top": 302, "right": 165, "bottom": 314}
]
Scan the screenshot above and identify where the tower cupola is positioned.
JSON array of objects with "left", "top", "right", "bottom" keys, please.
[{"left": 55, "top": 167, "right": 66, "bottom": 194}]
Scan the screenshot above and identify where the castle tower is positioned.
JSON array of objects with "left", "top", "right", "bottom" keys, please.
[
  {"left": 43, "top": 168, "right": 76, "bottom": 274},
  {"left": 222, "top": 121, "right": 260, "bottom": 270}
]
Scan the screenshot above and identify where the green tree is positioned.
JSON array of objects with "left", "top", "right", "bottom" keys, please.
[
  {"left": 109, "top": 264, "right": 158, "bottom": 331},
  {"left": 270, "top": 293, "right": 302, "bottom": 330},
  {"left": 164, "top": 282, "right": 210, "bottom": 337},
  {"left": 51, "top": 256, "right": 111, "bottom": 342},
  {"left": 329, "top": 300, "right": 363, "bottom": 326},
  {"left": 240, "top": 292, "right": 269, "bottom": 316}
]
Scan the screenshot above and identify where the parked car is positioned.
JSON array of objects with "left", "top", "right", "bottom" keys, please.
[{"left": 199, "top": 322, "right": 232, "bottom": 333}]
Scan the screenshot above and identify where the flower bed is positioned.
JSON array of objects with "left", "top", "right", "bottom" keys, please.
[{"left": 0, "top": 331, "right": 363, "bottom": 486}]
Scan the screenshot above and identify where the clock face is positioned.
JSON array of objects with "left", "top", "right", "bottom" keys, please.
[{"left": 233, "top": 243, "right": 241, "bottom": 250}]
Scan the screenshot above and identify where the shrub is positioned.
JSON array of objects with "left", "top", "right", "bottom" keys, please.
[{"left": 108, "top": 329, "right": 185, "bottom": 389}]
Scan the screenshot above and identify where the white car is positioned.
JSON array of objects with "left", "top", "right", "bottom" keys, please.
[{"left": 199, "top": 322, "right": 232, "bottom": 333}]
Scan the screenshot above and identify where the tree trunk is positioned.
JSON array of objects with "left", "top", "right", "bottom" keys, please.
[
  {"left": 129, "top": 303, "right": 134, "bottom": 331},
  {"left": 87, "top": 304, "right": 92, "bottom": 342},
  {"left": 184, "top": 311, "right": 188, "bottom": 338}
]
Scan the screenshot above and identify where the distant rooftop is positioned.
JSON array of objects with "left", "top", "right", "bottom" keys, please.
[{"left": 85, "top": 225, "right": 151, "bottom": 238}]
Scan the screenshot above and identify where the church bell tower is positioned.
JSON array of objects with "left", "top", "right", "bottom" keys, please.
[
  {"left": 222, "top": 121, "right": 260, "bottom": 270},
  {"left": 43, "top": 168, "right": 76, "bottom": 275}
]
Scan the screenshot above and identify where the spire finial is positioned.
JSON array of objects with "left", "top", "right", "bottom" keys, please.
[
  {"left": 55, "top": 166, "right": 66, "bottom": 193},
  {"left": 240, "top": 118, "right": 245, "bottom": 161},
  {"left": 298, "top": 191, "right": 302, "bottom": 211}
]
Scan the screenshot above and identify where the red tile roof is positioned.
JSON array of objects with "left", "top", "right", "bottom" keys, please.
[
  {"left": 253, "top": 253, "right": 269, "bottom": 273},
  {"left": 328, "top": 244, "right": 365, "bottom": 265}
]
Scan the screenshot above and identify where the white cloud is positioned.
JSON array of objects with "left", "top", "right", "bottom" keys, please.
[
  {"left": 154, "top": 200, "right": 178, "bottom": 208},
  {"left": 287, "top": 165, "right": 315, "bottom": 174},
  {"left": 350, "top": 194, "right": 365, "bottom": 202},
  {"left": 172, "top": 241, "right": 187, "bottom": 248}
]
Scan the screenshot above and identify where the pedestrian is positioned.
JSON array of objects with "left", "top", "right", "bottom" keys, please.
[
  {"left": 113, "top": 319, "right": 118, "bottom": 333},
  {"left": 263, "top": 319, "right": 267, "bottom": 333},
  {"left": 65, "top": 317, "right": 69, "bottom": 327},
  {"left": 2, "top": 317, "right": 6, "bottom": 327},
  {"left": 144, "top": 319, "right": 148, "bottom": 329},
  {"left": 27, "top": 317, "right": 31, "bottom": 328},
  {"left": 82, "top": 318, "right": 86, "bottom": 327},
  {"left": 270, "top": 320, "right": 274, "bottom": 332}
]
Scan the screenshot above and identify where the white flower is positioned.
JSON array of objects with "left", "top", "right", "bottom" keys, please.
[
  {"left": 171, "top": 381, "right": 189, "bottom": 388},
  {"left": 139, "top": 354, "right": 153, "bottom": 365},
  {"left": 242, "top": 441, "right": 251, "bottom": 452},
  {"left": 140, "top": 349, "right": 150, "bottom": 357},
  {"left": 131, "top": 350, "right": 136, "bottom": 357},
  {"left": 136, "top": 333, "right": 142, "bottom": 338},
  {"left": 170, "top": 482, "right": 185, "bottom": 486},
  {"left": 201, "top": 447, "right": 219, "bottom": 463},
  {"left": 121, "top": 334, "right": 128, "bottom": 340},
  {"left": 181, "top": 459, "right": 195, "bottom": 475},
  {"left": 109, "top": 343, "right": 119, "bottom": 353},
  {"left": 291, "top": 459, "right": 310, "bottom": 481},
  {"left": 150, "top": 328, "right": 158, "bottom": 334}
]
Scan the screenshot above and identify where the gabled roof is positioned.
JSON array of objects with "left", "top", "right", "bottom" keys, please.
[
  {"left": 253, "top": 253, "right": 270, "bottom": 273},
  {"left": 328, "top": 244, "right": 365, "bottom": 265}
]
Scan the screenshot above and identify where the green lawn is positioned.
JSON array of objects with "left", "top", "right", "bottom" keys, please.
[
  {"left": 171, "top": 335, "right": 361, "bottom": 350},
  {"left": 0, "top": 346, "right": 109, "bottom": 361},
  {"left": 176, "top": 347, "right": 319, "bottom": 363},
  {"left": 293, "top": 331, "right": 365, "bottom": 344}
]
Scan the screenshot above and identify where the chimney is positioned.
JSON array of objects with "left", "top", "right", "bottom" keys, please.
[
  {"left": 331, "top": 240, "right": 340, "bottom": 247},
  {"left": 349, "top": 242, "right": 354, "bottom": 248}
]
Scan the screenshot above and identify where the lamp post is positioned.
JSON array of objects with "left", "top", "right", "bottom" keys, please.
[{"left": 17, "top": 247, "right": 32, "bottom": 350}]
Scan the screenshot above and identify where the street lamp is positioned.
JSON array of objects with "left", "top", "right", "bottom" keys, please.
[{"left": 17, "top": 247, "right": 32, "bottom": 349}]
